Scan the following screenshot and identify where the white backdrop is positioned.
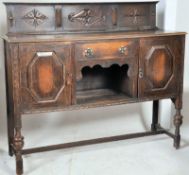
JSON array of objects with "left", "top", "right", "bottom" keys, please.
[{"left": 0, "top": 0, "right": 188, "bottom": 155}]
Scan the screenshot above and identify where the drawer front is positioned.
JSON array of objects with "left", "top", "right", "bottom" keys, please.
[{"left": 75, "top": 39, "right": 138, "bottom": 61}]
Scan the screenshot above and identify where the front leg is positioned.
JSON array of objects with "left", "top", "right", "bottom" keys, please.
[
  {"left": 14, "top": 128, "right": 24, "bottom": 175},
  {"left": 151, "top": 100, "right": 159, "bottom": 132},
  {"left": 7, "top": 112, "right": 15, "bottom": 156},
  {"left": 173, "top": 97, "right": 183, "bottom": 149}
]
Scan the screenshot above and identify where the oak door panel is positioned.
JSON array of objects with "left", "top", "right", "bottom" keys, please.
[
  {"left": 138, "top": 36, "right": 184, "bottom": 98},
  {"left": 19, "top": 42, "right": 72, "bottom": 112}
]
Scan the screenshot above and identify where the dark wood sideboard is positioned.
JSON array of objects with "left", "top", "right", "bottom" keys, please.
[{"left": 1, "top": 1, "right": 186, "bottom": 175}]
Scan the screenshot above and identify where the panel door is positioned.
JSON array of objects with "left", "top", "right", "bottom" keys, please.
[
  {"left": 138, "top": 36, "right": 184, "bottom": 98},
  {"left": 19, "top": 42, "right": 72, "bottom": 112}
]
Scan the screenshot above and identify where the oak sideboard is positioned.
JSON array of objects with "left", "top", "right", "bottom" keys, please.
[{"left": 1, "top": 1, "right": 186, "bottom": 174}]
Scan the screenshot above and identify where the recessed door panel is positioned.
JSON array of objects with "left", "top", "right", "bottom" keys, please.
[
  {"left": 19, "top": 42, "right": 72, "bottom": 112},
  {"left": 138, "top": 36, "right": 184, "bottom": 98}
]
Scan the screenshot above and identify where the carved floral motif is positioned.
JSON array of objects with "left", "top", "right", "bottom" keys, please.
[
  {"left": 125, "top": 8, "right": 146, "bottom": 24},
  {"left": 22, "top": 9, "right": 48, "bottom": 27}
]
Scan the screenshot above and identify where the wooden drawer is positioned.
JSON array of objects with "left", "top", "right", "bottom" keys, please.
[{"left": 75, "top": 39, "right": 139, "bottom": 60}]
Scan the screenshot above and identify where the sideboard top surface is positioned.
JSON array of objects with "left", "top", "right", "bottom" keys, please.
[{"left": 2, "top": 30, "right": 186, "bottom": 43}]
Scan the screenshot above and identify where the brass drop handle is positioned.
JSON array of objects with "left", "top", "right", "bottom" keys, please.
[
  {"left": 139, "top": 68, "right": 143, "bottom": 78},
  {"left": 118, "top": 46, "right": 127, "bottom": 54},
  {"left": 84, "top": 48, "right": 94, "bottom": 58}
]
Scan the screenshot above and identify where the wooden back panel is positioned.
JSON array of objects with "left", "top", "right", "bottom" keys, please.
[{"left": 5, "top": 2, "right": 157, "bottom": 34}]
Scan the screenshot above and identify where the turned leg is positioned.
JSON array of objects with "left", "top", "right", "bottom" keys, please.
[
  {"left": 173, "top": 97, "right": 183, "bottom": 149},
  {"left": 151, "top": 100, "right": 159, "bottom": 131},
  {"left": 14, "top": 128, "right": 24, "bottom": 175},
  {"left": 7, "top": 112, "right": 14, "bottom": 156}
]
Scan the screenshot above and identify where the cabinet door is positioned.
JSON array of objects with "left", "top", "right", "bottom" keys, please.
[
  {"left": 138, "top": 36, "right": 184, "bottom": 98},
  {"left": 19, "top": 42, "right": 72, "bottom": 112}
]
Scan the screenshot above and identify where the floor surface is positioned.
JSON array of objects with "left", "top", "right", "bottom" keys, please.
[{"left": 0, "top": 103, "right": 189, "bottom": 175}]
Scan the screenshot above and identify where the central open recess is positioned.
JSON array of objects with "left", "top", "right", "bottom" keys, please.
[{"left": 76, "top": 64, "right": 132, "bottom": 104}]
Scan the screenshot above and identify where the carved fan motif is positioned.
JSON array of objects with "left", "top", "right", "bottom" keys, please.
[{"left": 23, "top": 9, "right": 48, "bottom": 27}]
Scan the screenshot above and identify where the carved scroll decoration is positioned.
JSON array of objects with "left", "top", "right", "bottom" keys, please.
[{"left": 68, "top": 8, "right": 106, "bottom": 26}]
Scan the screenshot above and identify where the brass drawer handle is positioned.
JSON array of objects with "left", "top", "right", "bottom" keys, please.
[
  {"left": 84, "top": 48, "right": 94, "bottom": 58},
  {"left": 118, "top": 46, "right": 127, "bottom": 54}
]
